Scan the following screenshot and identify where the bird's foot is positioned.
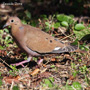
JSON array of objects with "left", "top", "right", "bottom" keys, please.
[
  {"left": 35, "top": 59, "right": 43, "bottom": 68},
  {"left": 11, "top": 60, "right": 29, "bottom": 67},
  {"left": 37, "top": 59, "right": 43, "bottom": 65},
  {"left": 11, "top": 57, "right": 32, "bottom": 67}
]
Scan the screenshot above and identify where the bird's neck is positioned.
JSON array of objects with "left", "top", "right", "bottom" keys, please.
[
  {"left": 11, "top": 25, "right": 20, "bottom": 38},
  {"left": 11, "top": 24, "right": 25, "bottom": 42}
]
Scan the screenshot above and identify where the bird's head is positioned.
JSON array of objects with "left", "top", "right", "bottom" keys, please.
[{"left": 3, "top": 17, "right": 22, "bottom": 28}]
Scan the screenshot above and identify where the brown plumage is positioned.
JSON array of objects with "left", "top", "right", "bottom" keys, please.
[{"left": 3, "top": 17, "right": 77, "bottom": 67}]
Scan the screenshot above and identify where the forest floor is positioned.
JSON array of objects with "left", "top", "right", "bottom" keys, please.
[{"left": 0, "top": 15, "right": 90, "bottom": 90}]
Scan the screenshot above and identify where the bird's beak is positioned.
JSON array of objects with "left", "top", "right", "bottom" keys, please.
[{"left": 3, "top": 23, "right": 10, "bottom": 28}]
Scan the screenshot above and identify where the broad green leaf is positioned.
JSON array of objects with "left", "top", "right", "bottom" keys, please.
[
  {"left": 61, "top": 21, "right": 68, "bottom": 27},
  {"left": 4, "top": 28, "right": 9, "bottom": 33},
  {"left": 45, "top": 22, "right": 50, "bottom": 26},
  {"left": 0, "top": 46, "right": 4, "bottom": 50},
  {"left": 56, "top": 14, "right": 68, "bottom": 22},
  {"left": 21, "top": 20, "right": 27, "bottom": 25},
  {"left": 72, "top": 82, "right": 81, "bottom": 90},
  {"left": 13, "top": 86, "right": 19, "bottom": 90},
  {"left": 75, "top": 24, "right": 85, "bottom": 31},
  {"left": 74, "top": 28, "right": 90, "bottom": 40},
  {"left": 54, "top": 22, "right": 60, "bottom": 28},
  {"left": 56, "top": 14, "right": 73, "bottom": 24}
]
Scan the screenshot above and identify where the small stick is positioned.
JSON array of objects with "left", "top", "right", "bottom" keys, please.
[
  {"left": 60, "top": 33, "right": 74, "bottom": 41},
  {"left": 0, "top": 57, "right": 13, "bottom": 70}
]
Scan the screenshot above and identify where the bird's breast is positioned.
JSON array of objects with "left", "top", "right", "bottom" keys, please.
[{"left": 11, "top": 28, "right": 24, "bottom": 42}]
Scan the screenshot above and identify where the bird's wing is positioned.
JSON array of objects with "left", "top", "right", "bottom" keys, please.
[{"left": 25, "top": 25, "right": 77, "bottom": 54}]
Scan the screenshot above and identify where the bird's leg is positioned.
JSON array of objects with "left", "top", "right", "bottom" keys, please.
[
  {"left": 37, "top": 59, "right": 44, "bottom": 65},
  {"left": 11, "top": 56, "right": 32, "bottom": 67},
  {"left": 35, "top": 58, "right": 44, "bottom": 68}
]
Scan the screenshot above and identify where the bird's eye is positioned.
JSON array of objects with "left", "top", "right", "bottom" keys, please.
[{"left": 11, "top": 20, "right": 14, "bottom": 22}]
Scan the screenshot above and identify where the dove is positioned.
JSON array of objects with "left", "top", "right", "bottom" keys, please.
[{"left": 3, "top": 17, "right": 77, "bottom": 67}]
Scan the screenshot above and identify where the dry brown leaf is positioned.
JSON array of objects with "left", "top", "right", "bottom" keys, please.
[
  {"left": 43, "top": 64, "right": 47, "bottom": 67},
  {"left": 51, "top": 58, "right": 56, "bottom": 61},
  {"left": 69, "top": 75, "right": 75, "bottom": 80},
  {"left": 30, "top": 68, "right": 40, "bottom": 76},
  {"left": 38, "top": 72, "right": 51, "bottom": 78},
  {"left": 3, "top": 76, "right": 20, "bottom": 84}
]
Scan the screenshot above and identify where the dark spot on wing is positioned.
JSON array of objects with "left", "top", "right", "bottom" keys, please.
[
  {"left": 46, "top": 38, "right": 48, "bottom": 40},
  {"left": 50, "top": 40, "right": 52, "bottom": 43},
  {"left": 15, "top": 24, "right": 17, "bottom": 25}
]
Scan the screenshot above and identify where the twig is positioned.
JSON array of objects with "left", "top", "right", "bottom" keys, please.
[
  {"left": 60, "top": 33, "right": 74, "bottom": 41},
  {"left": 0, "top": 57, "right": 13, "bottom": 70}
]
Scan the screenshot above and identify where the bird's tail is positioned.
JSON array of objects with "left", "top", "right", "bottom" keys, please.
[
  {"left": 52, "top": 45, "right": 78, "bottom": 53},
  {"left": 61, "top": 45, "right": 78, "bottom": 52}
]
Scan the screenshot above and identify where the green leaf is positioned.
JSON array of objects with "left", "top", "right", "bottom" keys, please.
[
  {"left": 72, "top": 82, "right": 81, "bottom": 90},
  {"left": 25, "top": 10, "right": 31, "bottom": 19},
  {"left": 50, "top": 65, "right": 55, "bottom": 68},
  {"left": 75, "top": 24, "right": 85, "bottom": 31},
  {"left": 0, "top": 30, "right": 4, "bottom": 34},
  {"left": 79, "top": 43, "right": 89, "bottom": 51},
  {"left": 45, "top": 26, "right": 50, "bottom": 32},
  {"left": 54, "top": 22, "right": 60, "bottom": 28},
  {"left": 45, "top": 22, "right": 50, "bottom": 26},
  {"left": 49, "top": 77, "right": 54, "bottom": 82},
  {"left": 31, "top": 21, "right": 37, "bottom": 27},
  {"left": 21, "top": 20, "right": 27, "bottom": 25},
  {"left": 72, "top": 71, "right": 78, "bottom": 77},
  {"left": 13, "top": 86, "right": 19, "bottom": 90},
  {"left": 66, "top": 85, "right": 73, "bottom": 90},
  {"left": 10, "top": 65, "right": 18, "bottom": 71},
  {"left": 71, "top": 39, "right": 78, "bottom": 45},
  {"left": 56, "top": 14, "right": 66, "bottom": 22},
  {"left": 56, "top": 14, "right": 73, "bottom": 24},
  {"left": 74, "top": 28, "right": 90, "bottom": 40},
  {"left": 52, "top": 34, "right": 55, "bottom": 36},
  {"left": 44, "top": 79, "right": 53, "bottom": 88},
  {"left": 4, "top": 28, "right": 9, "bottom": 33},
  {"left": 0, "top": 46, "right": 4, "bottom": 50},
  {"left": 33, "top": 57, "right": 37, "bottom": 61},
  {"left": 41, "top": 15, "right": 48, "bottom": 20},
  {"left": 69, "top": 14, "right": 74, "bottom": 18},
  {"left": 88, "top": 24, "right": 90, "bottom": 27},
  {"left": 61, "top": 21, "right": 68, "bottom": 27},
  {"left": 0, "top": 79, "right": 2, "bottom": 86}
]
